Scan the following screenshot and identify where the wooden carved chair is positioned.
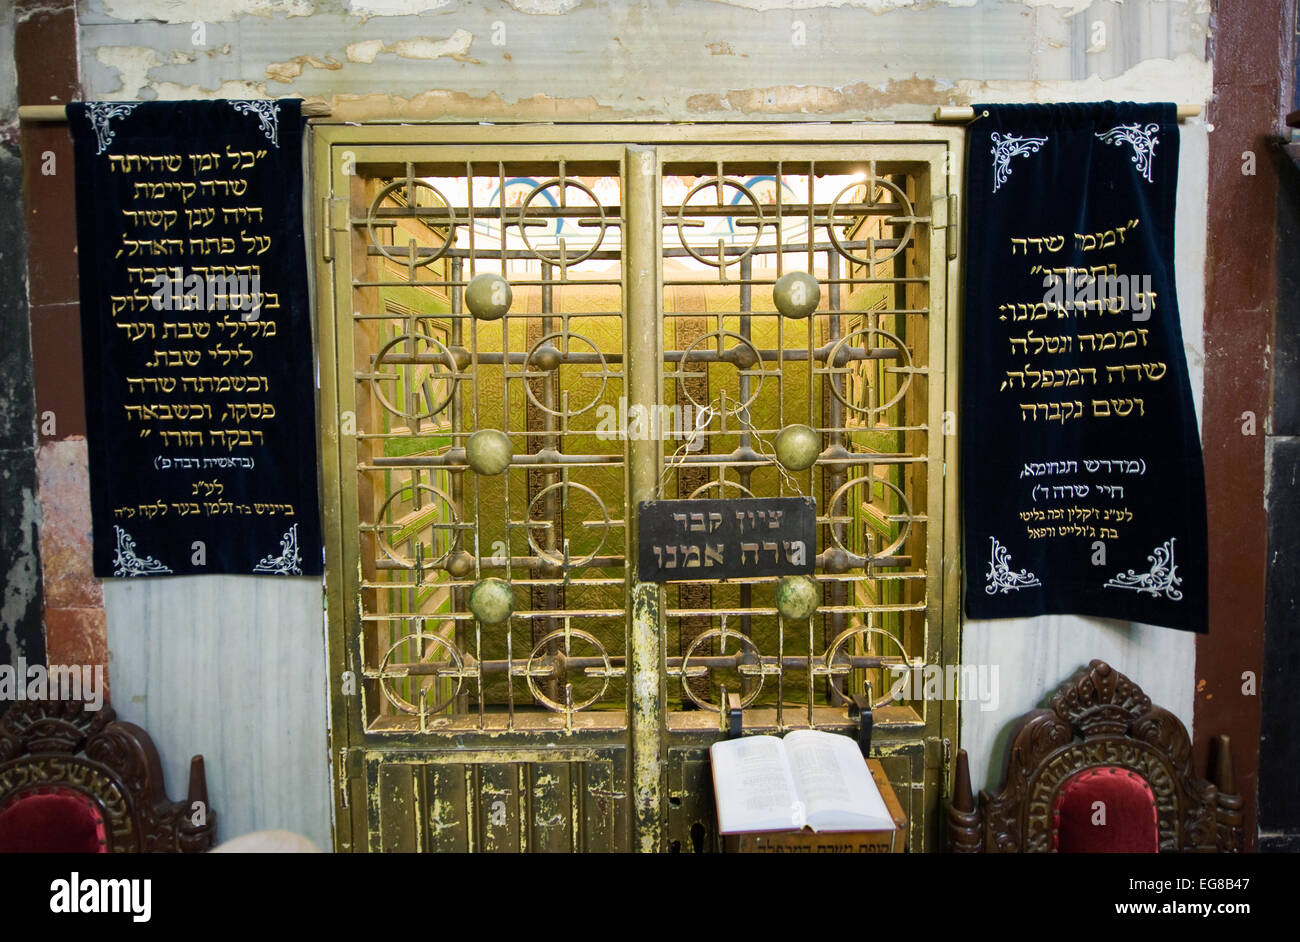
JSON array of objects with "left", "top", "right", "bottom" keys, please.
[
  {"left": 947, "top": 659, "right": 1243, "bottom": 853},
  {"left": 0, "top": 698, "right": 216, "bottom": 853}
]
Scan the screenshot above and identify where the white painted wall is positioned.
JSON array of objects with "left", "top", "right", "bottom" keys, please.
[{"left": 103, "top": 576, "right": 332, "bottom": 849}]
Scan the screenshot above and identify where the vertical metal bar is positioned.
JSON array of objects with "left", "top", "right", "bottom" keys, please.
[
  {"left": 737, "top": 254, "right": 754, "bottom": 697},
  {"left": 625, "top": 144, "right": 665, "bottom": 853},
  {"left": 825, "top": 249, "right": 847, "bottom": 704},
  {"left": 450, "top": 255, "right": 469, "bottom": 714},
  {"left": 529, "top": 260, "right": 562, "bottom": 702}
]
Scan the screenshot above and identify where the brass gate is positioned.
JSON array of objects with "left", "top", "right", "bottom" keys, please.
[{"left": 314, "top": 124, "right": 963, "bottom": 852}]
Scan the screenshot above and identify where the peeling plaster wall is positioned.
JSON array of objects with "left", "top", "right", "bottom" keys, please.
[
  {"left": 63, "top": 0, "right": 1216, "bottom": 843},
  {"left": 77, "top": 0, "right": 1212, "bottom": 120},
  {"left": 1, "top": 2, "right": 46, "bottom": 706}
]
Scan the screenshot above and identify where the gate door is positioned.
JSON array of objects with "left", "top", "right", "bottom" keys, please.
[{"left": 315, "top": 127, "right": 961, "bottom": 852}]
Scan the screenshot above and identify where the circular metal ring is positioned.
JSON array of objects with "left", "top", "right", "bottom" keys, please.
[
  {"left": 679, "top": 627, "right": 765, "bottom": 712},
  {"left": 826, "top": 176, "right": 915, "bottom": 269},
  {"left": 374, "top": 482, "right": 462, "bottom": 569},
  {"left": 376, "top": 624, "right": 466, "bottom": 716},
  {"left": 516, "top": 178, "right": 608, "bottom": 265},
  {"left": 675, "top": 176, "right": 766, "bottom": 268},
  {"left": 370, "top": 331, "right": 461, "bottom": 421},
  {"left": 521, "top": 331, "right": 611, "bottom": 418},
  {"left": 687, "top": 478, "right": 756, "bottom": 500},
  {"left": 675, "top": 330, "right": 765, "bottom": 415},
  {"left": 524, "top": 481, "right": 611, "bottom": 569},
  {"left": 366, "top": 178, "right": 456, "bottom": 268},
  {"left": 525, "top": 628, "right": 612, "bottom": 712},
  {"left": 823, "top": 326, "right": 914, "bottom": 416},
  {"left": 825, "top": 474, "right": 912, "bottom": 558},
  {"left": 824, "top": 625, "right": 914, "bottom": 709}
]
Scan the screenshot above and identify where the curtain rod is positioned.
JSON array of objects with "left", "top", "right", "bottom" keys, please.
[
  {"left": 17, "top": 101, "right": 333, "bottom": 121},
  {"left": 934, "top": 104, "right": 1202, "bottom": 122},
  {"left": 17, "top": 102, "right": 1202, "bottom": 124}
]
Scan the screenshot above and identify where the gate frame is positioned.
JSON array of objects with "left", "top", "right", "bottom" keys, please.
[{"left": 310, "top": 122, "right": 966, "bottom": 852}]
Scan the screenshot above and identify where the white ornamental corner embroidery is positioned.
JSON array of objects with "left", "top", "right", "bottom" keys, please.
[
  {"left": 229, "top": 100, "right": 281, "bottom": 148},
  {"left": 1103, "top": 537, "right": 1183, "bottom": 600},
  {"left": 112, "top": 526, "right": 173, "bottom": 577},
  {"left": 984, "top": 536, "right": 1042, "bottom": 595},
  {"left": 253, "top": 523, "right": 303, "bottom": 575},
  {"left": 1095, "top": 122, "right": 1160, "bottom": 183},
  {"left": 990, "top": 131, "right": 1048, "bottom": 194},
  {"left": 85, "top": 102, "right": 140, "bottom": 156}
]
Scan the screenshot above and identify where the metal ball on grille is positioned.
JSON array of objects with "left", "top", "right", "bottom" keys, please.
[
  {"left": 775, "top": 424, "right": 820, "bottom": 471},
  {"left": 773, "top": 272, "right": 820, "bottom": 319},
  {"left": 468, "top": 578, "right": 514, "bottom": 626},
  {"left": 465, "top": 429, "right": 512, "bottom": 475},
  {"left": 449, "top": 345, "right": 472, "bottom": 370},
  {"left": 531, "top": 344, "right": 562, "bottom": 372},
  {"left": 445, "top": 550, "right": 475, "bottom": 578},
  {"left": 775, "top": 575, "right": 819, "bottom": 621},
  {"left": 823, "top": 547, "right": 853, "bottom": 573},
  {"left": 465, "top": 273, "right": 512, "bottom": 320}
]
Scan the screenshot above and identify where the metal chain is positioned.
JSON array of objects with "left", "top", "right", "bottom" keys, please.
[
  {"left": 653, "top": 394, "right": 808, "bottom": 499},
  {"left": 653, "top": 403, "right": 714, "bottom": 499},
  {"left": 731, "top": 403, "right": 807, "bottom": 498}
]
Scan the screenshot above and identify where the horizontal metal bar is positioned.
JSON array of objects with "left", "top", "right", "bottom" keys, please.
[
  {"left": 367, "top": 201, "right": 913, "bottom": 221},
  {"left": 350, "top": 276, "right": 930, "bottom": 289},
  {"left": 362, "top": 236, "right": 906, "bottom": 262},
  {"left": 371, "top": 555, "right": 627, "bottom": 571},
  {"left": 369, "top": 343, "right": 904, "bottom": 367},
  {"left": 365, "top": 550, "right": 911, "bottom": 574},
  {"left": 359, "top": 704, "right": 923, "bottom": 737},
  {"left": 368, "top": 451, "right": 623, "bottom": 468},
  {"left": 669, "top": 450, "right": 927, "bottom": 466},
  {"left": 388, "top": 652, "right": 912, "bottom": 677},
  {"left": 358, "top": 595, "right": 929, "bottom": 623},
  {"left": 361, "top": 609, "right": 628, "bottom": 621}
]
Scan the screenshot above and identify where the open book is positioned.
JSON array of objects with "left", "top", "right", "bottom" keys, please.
[{"left": 711, "top": 729, "right": 894, "bottom": 834}]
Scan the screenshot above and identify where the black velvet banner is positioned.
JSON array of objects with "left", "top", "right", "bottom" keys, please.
[
  {"left": 69, "top": 100, "right": 322, "bottom": 577},
  {"left": 962, "top": 102, "right": 1208, "bottom": 632}
]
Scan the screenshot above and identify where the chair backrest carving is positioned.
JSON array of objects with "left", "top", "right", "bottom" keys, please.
[
  {"left": 947, "top": 660, "right": 1243, "bottom": 853},
  {"left": 0, "top": 699, "right": 215, "bottom": 853}
]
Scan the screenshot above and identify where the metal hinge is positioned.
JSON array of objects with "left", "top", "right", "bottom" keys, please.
[
  {"left": 337, "top": 746, "right": 363, "bottom": 809},
  {"left": 942, "top": 737, "right": 953, "bottom": 798},
  {"left": 321, "top": 195, "right": 349, "bottom": 262},
  {"left": 944, "top": 194, "right": 958, "bottom": 260}
]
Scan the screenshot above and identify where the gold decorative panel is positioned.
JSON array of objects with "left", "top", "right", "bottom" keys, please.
[{"left": 315, "top": 126, "right": 963, "bottom": 852}]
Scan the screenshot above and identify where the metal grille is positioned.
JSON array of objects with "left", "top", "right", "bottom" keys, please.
[
  {"left": 657, "top": 156, "right": 935, "bottom": 731},
  {"left": 320, "top": 128, "right": 960, "bottom": 852},
  {"left": 348, "top": 156, "right": 632, "bottom": 732}
]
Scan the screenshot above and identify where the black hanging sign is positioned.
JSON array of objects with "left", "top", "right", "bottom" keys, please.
[
  {"left": 637, "top": 497, "right": 816, "bottom": 582},
  {"left": 68, "top": 100, "right": 322, "bottom": 577},
  {"left": 962, "top": 102, "right": 1208, "bottom": 632}
]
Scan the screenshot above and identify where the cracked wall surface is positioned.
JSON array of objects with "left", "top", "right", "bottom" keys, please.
[
  {"left": 77, "top": 0, "right": 1212, "bottom": 120},
  {"left": 1, "top": 2, "right": 45, "bottom": 712}
]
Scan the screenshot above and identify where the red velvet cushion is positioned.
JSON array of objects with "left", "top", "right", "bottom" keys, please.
[
  {"left": 0, "top": 788, "right": 108, "bottom": 854},
  {"left": 1052, "top": 765, "right": 1159, "bottom": 853}
]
